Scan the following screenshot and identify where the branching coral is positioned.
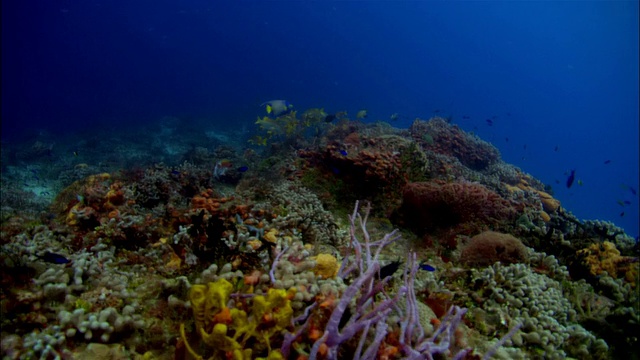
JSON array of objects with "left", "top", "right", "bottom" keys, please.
[{"left": 287, "top": 201, "right": 474, "bottom": 360}]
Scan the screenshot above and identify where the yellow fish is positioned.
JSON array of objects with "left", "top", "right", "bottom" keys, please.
[{"left": 261, "top": 100, "right": 293, "bottom": 117}]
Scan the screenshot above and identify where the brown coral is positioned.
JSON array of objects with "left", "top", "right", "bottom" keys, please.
[
  {"left": 459, "top": 231, "right": 528, "bottom": 267},
  {"left": 399, "top": 181, "right": 518, "bottom": 235}
]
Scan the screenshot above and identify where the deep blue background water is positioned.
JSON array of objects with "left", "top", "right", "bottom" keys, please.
[{"left": 2, "top": 1, "right": 638, "bottom": 237}]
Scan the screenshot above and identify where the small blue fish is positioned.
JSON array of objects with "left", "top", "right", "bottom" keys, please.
[
  {"left": 170, "top": 170, "right": 181, "bottom": 176},
  {"left": 38, "top": 252, "right": 71, "bottom": 264},
  {"left": 339, "top": 150, "right": 348, "bottom": 156},
  {"left": 604, "top": 160, "right": 611, "bottom": 164},
  {"left": 237, "top": 166, "right": 249, "bottom": 173},
  {"left": 485, "top": 119, "right": 493, "bottom": 126},
  {"left": 419, "top": 263, "right": 436, "bottom": 272}
]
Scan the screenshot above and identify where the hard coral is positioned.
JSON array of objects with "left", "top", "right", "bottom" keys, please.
[
  {"left": 299, "top": 131, "right": 428, "bottom": 212},
  {"left": 459, "top": 231, "right": 528, "bottom": 267},
  {"left": 400, "top": 181, "right": 518, "bottom": 235},
  {"left": 410, "top": 117, "right": 500, "bottom": 170}
]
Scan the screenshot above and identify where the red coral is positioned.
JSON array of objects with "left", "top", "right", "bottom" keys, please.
[{"left": 399, "top": 181, "right": 517, "bottom": 235}]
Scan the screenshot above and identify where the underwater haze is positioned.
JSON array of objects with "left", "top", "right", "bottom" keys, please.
[{"left": 2, "top": 0, "right": 638, "bottom": 236}]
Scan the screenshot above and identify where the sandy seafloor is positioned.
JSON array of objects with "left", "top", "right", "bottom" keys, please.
[{"left": 1, "top": 113, "right": 638, "bottom": 360}]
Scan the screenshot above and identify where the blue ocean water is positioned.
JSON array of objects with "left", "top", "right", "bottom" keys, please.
[{"left": 2, "top": 1, "right": 638, "bottom": 236}]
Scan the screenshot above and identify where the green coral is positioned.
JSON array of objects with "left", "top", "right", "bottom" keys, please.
[{"left": 181, "top": 278, "right": 294, "bottom": 360}]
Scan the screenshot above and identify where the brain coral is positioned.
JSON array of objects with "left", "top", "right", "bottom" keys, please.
[{"left": 460, "top": 231, "right": 528, "bottom": 267}]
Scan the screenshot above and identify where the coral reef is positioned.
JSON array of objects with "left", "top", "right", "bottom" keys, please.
[{"left": 1, "top": 109, "right": 638, "bottom": 359}]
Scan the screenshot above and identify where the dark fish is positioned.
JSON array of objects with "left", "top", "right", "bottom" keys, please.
[
  {"left": 624, "top": 200, "right": 631, "bottom": 205},
  {"left": 378, "top": 260, "right": 401, "bottom": 279},
  {"left": 339, "top": 307, "right": 351, "bottom": 329},
  {"left": 617, "top": 200, "right": 625, "bottom": 206},
  {"left": 38, "top": 252, "right": 70, "bottom": 264},
  {"left": 566, "top": 169, "right": 576, "bottom": 188},
  {"left": 170, "top": 170, "right": 181, "bottom": 176},
  {"left": 419, "top": 263, "right": 436, "bottom": 272},
  {"left": 339, "top": 150, "right": 348, "bottom": 156},
  {"left": 237, "top": 166, "right": 249, "bottom": 173},
  {"left": 555, "top": 179, "right": 560, "bottom": 184},
  {"left": 604, "top": 160, "right": 611, "bottom": 164},
  {"left": 73, "top": 151, "right": 79, "bottom": 156},
  {"left": 485, "top": 119, "right": 493, "bottom": 126},
  {"left": 434, "top": 109, "right": 441, "bottom": 113},
  {"left": 330, "top": 166, "right": 340, "bottom": 175},
  {"left": 523, "top": 144, "right": 527, "bottom": 150},
  {"left": 554, "top": 146, "right": 559, "bottom": 152},
  {"left": 324, "top": 114, "right": 337, "bottom": 123},
  {"left": 505, "top": 137, "right": 509, "bottom": 142},
  {"left": 628, "top": 186, "right": 637, "bottom": 196},
  {"left": 462, "top": 115, "right": 470, "bottom": 119},
  {"left": 620, "top": 212, "right": 625, "bottom": 217}
]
